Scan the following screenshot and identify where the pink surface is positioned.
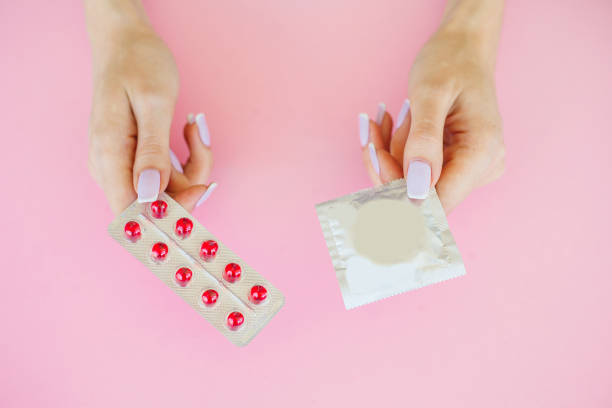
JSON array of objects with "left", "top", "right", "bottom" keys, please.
[{"left": 1, "top": 1, "right": 611, "bottom": 406}]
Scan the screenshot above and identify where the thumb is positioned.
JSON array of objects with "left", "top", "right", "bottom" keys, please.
[
  {"left": 402, "top": 90, "right": 453, "bottom": 199},
  {"left": 132, "top": 101, "right": 174, "bottom": 203}
]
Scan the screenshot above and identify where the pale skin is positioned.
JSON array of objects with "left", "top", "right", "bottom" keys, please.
[
  {"left": 85, "top": 0, "right": 214, "bottom": 214},
  {"left": 86, "top": 0, "right": 504, "bottom": 215},
  {"left": 362, "top": 0, "right": 506, "bottom": 212}
]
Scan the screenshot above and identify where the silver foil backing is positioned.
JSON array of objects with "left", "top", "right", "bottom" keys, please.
[{"left": 316, "top": 179, "right": 465, "bottom": 309}]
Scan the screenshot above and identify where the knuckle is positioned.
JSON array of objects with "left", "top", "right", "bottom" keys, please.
[
  {"left": 414, "top": 79, "right": 455, "bottom": 101},
  {"left": 137, "top": 140, "right": 166, "bottom": 160},
  {"left": 89, "top": 128, "right": 119, "bottom": 157},
  {"left": 132, "top": 80, "right": 178, "bottom": 106},
  {"left": 410, "top": 119, "right": 443, "bottom": 143},
  {"left": 481, "top": 137, "right": 506, "bottom": 181}
]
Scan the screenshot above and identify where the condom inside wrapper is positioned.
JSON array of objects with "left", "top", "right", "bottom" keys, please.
[{"left": 316, "top": 179, "right": 465, "bottom": 309}]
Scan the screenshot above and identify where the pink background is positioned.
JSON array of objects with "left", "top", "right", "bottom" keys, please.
[{"left": 1, "top": 0, "right": 611, "bottom": 406}]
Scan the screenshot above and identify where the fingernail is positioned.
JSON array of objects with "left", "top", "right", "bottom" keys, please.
[
  {"left": 376, "top": 102, "right": 386, "bottom": 126},
  {"left": 195, "top": 113, "right": 211, "bottom": 146},
  {"left": 395, "top": 99, "right": 411, "bottom": 130},
  {"left": 137, "top": 169, "right": 161, "bottom": 203},
  {"left": 406, "top": 160, "right": 431, "bottom": 199},
  {"left": 196, "top": 182, "right": 218, "bottom": 208},
  {"left": 368, "top": 143, "right": 380, "bottom": 176},
  {"left": 359, "top": 113, "right": 369, "bottom": 147},
  {"left": 187, "top": 113, "right": 195, "bottom": 124},
  {"left": 169, "top": 149, "right": 183, "bottom": 173}
]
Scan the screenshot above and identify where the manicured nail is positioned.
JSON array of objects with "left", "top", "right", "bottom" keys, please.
[
  {"left": 368, "top": 143, "right": 380, "bottom": 176},
  {"left": 406, "top": 160, "right": 431, "bottom": 199},
  {"left": 187, "top": 113, "right": 195, "bottom": 124},
  {"left": 169, "top": 149, "right": 183, "bottom": 173},
  {"left": 195, "top": 113, "right": 211, "bottom": 146},
  {"left": 376, "top": 102, "right": 386, "bottom": 126},
  {"left": 196, "top": 182, "right": 218, "bottom": 208},
  {"left": 395, "top": 99, "right": 411, "bottom": 130},
  {"left": 137, "top": 169, "right": 161, "bottom": 203},
  {"left": 359, "top": 113, "right": 369, "bottom": 147}
]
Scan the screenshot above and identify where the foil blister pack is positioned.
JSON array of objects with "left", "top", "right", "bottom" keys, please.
[
  {"left": 108, "top": 193, "right": 284, "bottom": 346},
  {"left": 316, "top": 179, "right": 465, "bottom": 309}
]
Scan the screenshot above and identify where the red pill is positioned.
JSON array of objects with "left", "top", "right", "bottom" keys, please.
[
  {"left": 175, "top": 217, "right": 193, "bottom": 239},
  {"left": 175, "top": 267, "right": 192, "bottom": 286},
  {"left": 224, "top": 263, "right": 242, "bottom": 283},
  {"left": 200, "top": 240, "right": 219, "bottom": 262},
  {"left": 227, "top": 311, "right": 244, "bottom": 330},
  {"left": 151, "top": 242, "right": 168, "bottom": 261},
  {"left": 249, "top": 285, "right": 268, "bottom": 304},
  {"left": 202, "top": 289, "right": 219, "bottom": 306},
  {"left": 150, "top": 200, "right": 168, "bottom": 218},
  {"left": 124, "top": 221, "right": 141, "bottom": 242}
]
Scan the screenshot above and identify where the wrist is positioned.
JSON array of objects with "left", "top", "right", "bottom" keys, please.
[
  {"left": 85, "top": 0, "right": 152, "bottom": 58},
  {"left": 438, "top": 0, "right": 504, "bottom": 69}
]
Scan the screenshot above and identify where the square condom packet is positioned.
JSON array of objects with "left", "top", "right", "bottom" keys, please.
[{"left": 316, "top": 179, "right": 465, "bottom": 309}]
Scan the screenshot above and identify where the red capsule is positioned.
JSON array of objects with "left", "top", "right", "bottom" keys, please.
[
  {"left": 151, "top": 242, "right": 168, "bottom": 261},
  {"left": 249, "top": 285, "right": 268, "bottom": 304},
  {"left": 224, "top": 263, "right": 242, "bottom": 283},
  {"left": 150, "top": 200, "right": 168, "bottom": 218},
  {"left": 200, "top": 240, "right": 219, "bottom": 262},
  {"left": 202, "top": 289, "right": 219, "bottom": 306},
  {"left": 175, "top": 218, "right": 193, "bottom": 239},
  {"left": 175, "top": 267, "right": 193, "bottom": 286},
  {"left": 124, "top": 221, "right": 141, "bottom": 242},
  {"left": 227, "top": 311, "right": 244, "bottom": 330}
]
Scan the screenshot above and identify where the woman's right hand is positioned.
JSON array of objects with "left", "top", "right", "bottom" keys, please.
[
  {"left": 85, "top": 0, "right": 215, "bottom": 214},
  {"left": 359, "top": 0, "right": 505, "bottom": 213}
]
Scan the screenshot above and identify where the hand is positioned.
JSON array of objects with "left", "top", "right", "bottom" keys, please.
[
  {"left": 86, "top": 1, "right": 215, "bottom": 214},
  {"left": 360, "top": 0, "right": 505, "bottom": 212}
]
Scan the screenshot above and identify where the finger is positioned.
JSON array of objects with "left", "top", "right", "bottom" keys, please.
[
  {"left": 362, "top": 142, "right": 403, "bottom": 185},
  {"left": 436, "top": 153, "right": 484, "bottom": 213},
  {"left": 169, "top": 149, "right": 183, "bottom": 173},
  {"left": 88, "top": 88, "right": 138, "bottom": 214},
  {"left": 359, "top": 112, "right": 388, "bottom": 151},
  {"left": 402, "top": 90, "right": 454, "bottom": 199},
  {"left": 91, "top": 132, "right": 137, "bottom": 214},
  {"left": 358, "top": 113, "right": 370, "bottom": 147},
  {"left": 169, "top": 182, "right": 218, "bottom": 213},
  {"left": 183, "top": 113, "right": 213, "bottom": 185},
  {"left": 166, "top": 167, "right": 192, "bottom": 193},
  {"left": 437, "top": 125, "right": 505, "bottom": 211},
  {"left": 390, "top": 99, "right": 411, "bottom": 163},
  {"left": 375, "top": 103, "right": 393, "bottom": 149},
  {"left": 130, "top": 91, "right": 175, "bottom": 203}
]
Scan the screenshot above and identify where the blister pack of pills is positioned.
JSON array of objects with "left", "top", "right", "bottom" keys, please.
[
  {"left": 108, "top": 193, "right": 284, "bottom": 346},
  {"left": 316, "top": 179, "right": 465, "bottom": 309}
]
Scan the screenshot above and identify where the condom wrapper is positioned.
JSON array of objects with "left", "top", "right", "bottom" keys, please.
[
  {"left": 316, "top": 179, "right": 465, "bottom": 309},
  {"left": 108, "top": 193, "right": 284, "bottom": 346}
]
